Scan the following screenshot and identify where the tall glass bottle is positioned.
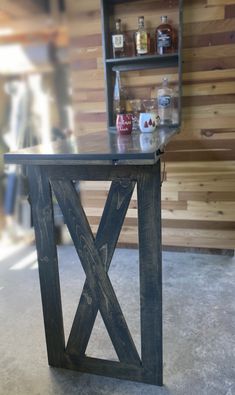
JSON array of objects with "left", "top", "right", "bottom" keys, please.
[
  {"left": 135, "top": 16, "right": 150, "bottom": 56},
  {"left": 112, "top": 19, "right": 125, "bottom": 58},
  {"left": 156, "top": 16, "right": 174, "bottom": 55},
  {"left": 157, "top": 77, "right": 173, "bottom": 125},
  {"left": 113, "top": 70, "right": 126, "bottom": 121}
]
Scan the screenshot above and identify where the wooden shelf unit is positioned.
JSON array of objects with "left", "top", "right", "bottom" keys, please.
[{"left": 100, "top": 0, "right": 183, "bottom": 131}]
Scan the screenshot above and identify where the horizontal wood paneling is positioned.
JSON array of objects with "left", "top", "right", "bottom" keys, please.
[
  {"left": 0, "top": 0, "right": 45, "bottom": 18},
  {"left": 65, "top": 0, "right": 235, "bottom": 250}
]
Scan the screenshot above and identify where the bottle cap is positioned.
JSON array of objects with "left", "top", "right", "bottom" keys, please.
[
  {"left": 115, "top": 19, "right": 121, "bottom": 27},
  {"left": 161, "top": 16, "right": 168, "bottom": 22},
  {"left": 138, "top": 16, "right": 145, "bottom": 28},
  {"left": 162, "top": 77, "right": 169, "bottom": 87}
]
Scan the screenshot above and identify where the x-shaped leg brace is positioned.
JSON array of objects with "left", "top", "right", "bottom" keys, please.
[
  {"left": 28, "top": 163, "right": 163, "bottom": 385},
  {"left": 51, "top": 178, "right": 141, "bottom": 366}
]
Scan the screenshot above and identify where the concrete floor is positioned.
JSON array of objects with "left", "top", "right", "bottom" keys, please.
[{"left": 0, "top": 244, "right": 235, "bottom": 395}]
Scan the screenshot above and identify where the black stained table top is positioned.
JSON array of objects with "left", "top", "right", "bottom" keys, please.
[{"left": 4, "top": 128, "right": 178, "bottom": 166}]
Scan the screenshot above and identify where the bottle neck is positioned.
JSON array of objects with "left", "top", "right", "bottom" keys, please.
[
  {"left": 162, "top": 78, "right": 169, "bottom": 88},
  {"left": 161, "top": 16, "right": 168, "bottom": 24},
  {"left": 138, "top": 18, "right": 145, "bottom": 30},
  {"left": 114, "top": 71, "right": 121, "bottom": 98},
  {"left": 116, "top": 71, "right": 121, "bottom": 85},
  {"left": 115, "top": 23, "right": 121, "bottom": 33}
]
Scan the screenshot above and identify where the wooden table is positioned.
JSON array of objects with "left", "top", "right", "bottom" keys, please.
[{"left": 5, "top": 128, "right": 177, "bottom": 386}]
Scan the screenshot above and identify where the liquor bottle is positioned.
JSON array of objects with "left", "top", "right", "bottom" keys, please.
[
  {"left": 157, "top": 77, "right": 173, "bottom": 125},
  {"left": 113, "top": 70, "right": 126, "bottom": 120},
  {"left": 112, "top": 19, "right": 125, "bottom": 58},
  {"left": 156, "top": 16, "right": 174, "bottom": 55},
  {"left": 135, "top": 16, "right": 150, "bottom": 56}
]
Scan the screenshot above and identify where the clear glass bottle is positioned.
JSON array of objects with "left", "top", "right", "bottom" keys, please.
[
  {"left": 135, "top": 16, "right": 150, "bottom": 56},
  {"left": 112, "top": 19, "right": 125, "bottom": 58},
  {"left": 113, "top": 70, "right": 126, "bottom": 120},
  {"left": 156, "top": 16, "right": 173, "bottom": 55},
  {"left": 157, "top": 77, "right": 173, "bottom": 125}
]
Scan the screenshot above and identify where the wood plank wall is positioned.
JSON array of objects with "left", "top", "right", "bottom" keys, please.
[{"left": 65, "top": 0, "right": 235, "bottom": 250}]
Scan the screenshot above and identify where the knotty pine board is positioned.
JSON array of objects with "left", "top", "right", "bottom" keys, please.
[{"left": 65, "top": 0, "right": 235, "bottom": 250}]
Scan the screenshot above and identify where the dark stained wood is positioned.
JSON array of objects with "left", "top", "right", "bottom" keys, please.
[
  {"left": 46, "top": 163, "right": 148, "bottom": 181},
  {"left": 51, "top": 178, "right": 141, "bottom": 365},
  {"left": 4, "top": 129, "right": 178, "bottom": 166},
  {"left": 28, "top": 166, "right": 65, "bottom": 367},
  {"left": 70, "top": 34, "right": 102, "bottom": 47},
  {"left": 201, "top": 128, "right": 235, "bottom": 137},
  {"left": 137, "top": 160, "right": 163, "bottom": 386},
  {"left": 167, "top": 139, "right": 235, "bottom": 151},
  {"left": 71, "top": 59, "right": 98, "bottom": 71},
  {"left": 182, "top": 95, "right": 235, "bottom": 107},
  {"left": 75, "top": 112, "right": 107, "bottom": 122},
  {"left": 112, "top": 0, "right": 179, "bottom": 13},
  {"left": 183, "top": 31, "right": 235, "bottom": 48},
  {"left": 162, "top": 219, "right": 235, "bottom": 231},
  {"left": 101, "top": 0, "right": 114, "bottom": 127},
  {"left": 108, "top": 53, "right": 179, "bottom": 70},
  {"left": 182, "top": 57, "right": 235, "bottom": 73},
  {"left": 225, "top": 4, "right": 235, "bottom": 19},
  {"left": 165, "top": 150, "right": 235, "bottom": 162},
  {"left": 64, "top": 355, "right": 150, "bottom": 383},
  {"left": 67, "top": 8, "right": 101, "bottom": 18},
  {"left": 66, "top": 179, "right": 136, "bottom": 357},
  {"left": 19, "top": 156, "right": 165, "bottom": 385}
]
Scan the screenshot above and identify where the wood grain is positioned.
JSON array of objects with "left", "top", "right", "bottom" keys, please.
[
  {"left": 28, "top": 166, "right": 65, "bottom": 367},
  {"left": 65, "top": 179, "right": 136, "bottom": 359},
  {"left": 51, "top": 178, "right": 141, "bottom": 365},
  {"left": 137, "top": 161, "right": 163, "bottom": 385}
]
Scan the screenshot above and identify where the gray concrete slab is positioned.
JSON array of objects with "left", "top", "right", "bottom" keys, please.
[{"left": 0, "top": 244, "right": 235, "bottom": 395}]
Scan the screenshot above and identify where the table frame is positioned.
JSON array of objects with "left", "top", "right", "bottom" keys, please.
[{"left": 28, "top": 161, "right": 163, "bottom": 386}]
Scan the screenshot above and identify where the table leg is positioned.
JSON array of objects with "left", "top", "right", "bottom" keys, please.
[
  {"left": 137, "top": 161, "right": 163, "bottom": 385},
  {"left": 27, "top": 163, "right": 163, "bottom": 385},
  {"left": 28, "top": 166, "right": 65, "bottom": 367}
]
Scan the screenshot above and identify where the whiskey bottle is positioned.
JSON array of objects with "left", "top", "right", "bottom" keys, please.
[
  {"left": 113, "top": 70, "right": 126, "bottom": 120},
  {"left": 135, "top": 16, "right": 150, "bottom": 56},
  {"left": 157, "top": 77, "right": 173, "bottom": 125},
  {"left": 112, "top": 19, "right": 125, "bottom": 58},
  {"left": 156, "top": 16, "right": 173, "bottom": 55}
]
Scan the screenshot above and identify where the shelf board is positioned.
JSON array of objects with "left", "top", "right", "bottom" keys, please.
[
  {"left": 106, "top": 53, "right": 179, "bottom": 71},
  {"left": 106, "top": 0, "right": 137, "bottom": 4},
  {"left": 109, "top": 123, "right": 180, "bottom": 133}
]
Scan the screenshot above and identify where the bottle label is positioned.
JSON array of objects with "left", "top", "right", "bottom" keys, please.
[
  {"left": 158, "top": 33, "right": 171, "bottom": 48},
  {"left": 158, "top": 95, "right": 171, "bottom": 107},
  {"left": 112, "top": 34, "right": 124, "bottom": 49},
  {"left": 136, "top": 32, "right": 148, "bottom": 54}
]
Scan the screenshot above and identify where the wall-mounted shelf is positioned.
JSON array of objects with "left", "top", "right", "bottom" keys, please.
[
  {"left": 100, "top": 0, "right": 183, "bottom": 131},
  {"left": 106, "top": 53, "right": 179, "bottom": 72}
]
